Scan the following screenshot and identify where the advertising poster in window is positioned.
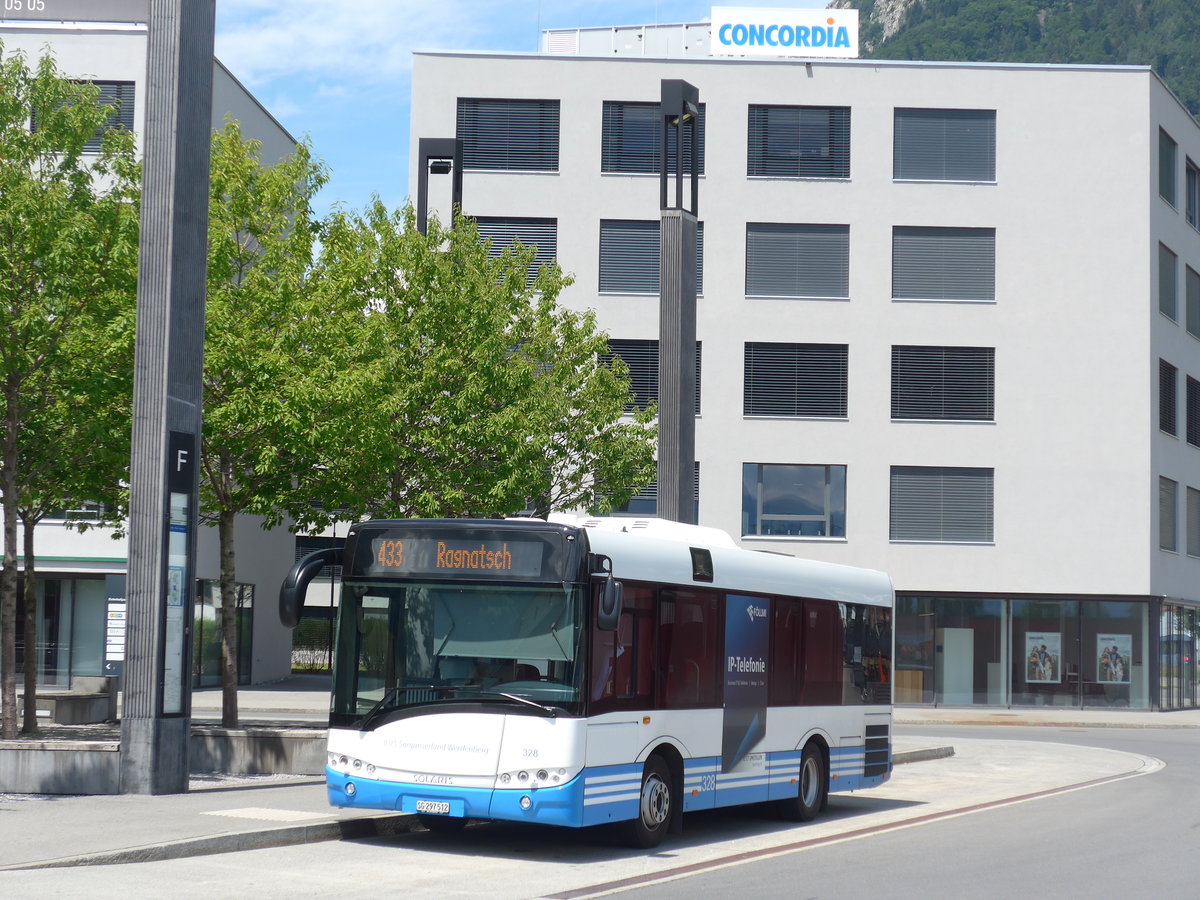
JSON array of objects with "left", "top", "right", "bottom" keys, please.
[
  {"left": 722, "top": 594, "right": 770, "bottom": 772},
  {"left": 1025, "top": 633, "right": 1061, "bottom": 683},
  {"left": 1097, "top": 634, "right": 1132, "bottom": 683}
]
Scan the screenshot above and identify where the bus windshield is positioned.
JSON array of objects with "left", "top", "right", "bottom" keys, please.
[{"left": 330, "top": 579, "right": 587, "bottom": 726}]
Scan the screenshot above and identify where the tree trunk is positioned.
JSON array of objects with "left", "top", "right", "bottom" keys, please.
[
  {"left": 20, "top": 513, "right": 37, "bottom": 734},
  {"left": 218, "top": 507, "right": 239, "bottom": 728},
  {"left": 1, "top": 378, "right": 20, "bottom": 740}
]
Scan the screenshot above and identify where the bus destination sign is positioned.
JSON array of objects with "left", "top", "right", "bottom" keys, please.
[{"left": 369, "top": 536, "right": 547, "bottom": 579}]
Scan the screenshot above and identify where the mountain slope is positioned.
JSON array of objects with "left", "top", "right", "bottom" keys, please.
[{"left": 832, "top": 0, "right": 1200, "bottom": 115}]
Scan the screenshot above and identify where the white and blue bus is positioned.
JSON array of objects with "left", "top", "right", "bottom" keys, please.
[{"left": 280, "top": 516, "right": 893, "bottom": 847}]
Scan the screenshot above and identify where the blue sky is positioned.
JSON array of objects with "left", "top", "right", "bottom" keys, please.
[{"left": 213, "top": 1, "right": 829, "bottom": 217}]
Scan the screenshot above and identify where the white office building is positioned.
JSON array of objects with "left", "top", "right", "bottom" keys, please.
[
  {"left": 1, "top": 17, "right": 297, "bottom": 694},
  {"left": 410, "top": 19, "right": 1200, "bottom": 710}
]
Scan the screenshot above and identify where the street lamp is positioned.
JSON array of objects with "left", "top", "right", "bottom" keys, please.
[
  {"left": 657, "top": 79, "right": 700, "bottom": 524},
  {"left": 416, "top": 137, "right": 463, "bottom": 234}
]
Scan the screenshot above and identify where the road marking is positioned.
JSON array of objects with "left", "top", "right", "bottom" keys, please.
[
  {"left": 200, "top": 808, "right": 329, "bottom": 822},
  {"left": 543, "top": 754, "right": 1165, "bottom": 900}
]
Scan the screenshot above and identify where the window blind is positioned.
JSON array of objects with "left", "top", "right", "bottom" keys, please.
[
  {"left": 894, "top": 108, "right": 995, "bottom": 181},
  {"left": 747, "top": 105, "right": 850, "bottom": 178},
  {"left": 892, "top": 345, "right": 994, "bottom": 421},
  {"left": 745, "top": 223, "right": 849, "bottom": 298},
  {"left": 474, "top": 217, "right": 557, "bottom": 289},
  {"left": 893, "top": 226, "right": 995, "bottom": 302},
  {"left": 744, "top": 342, "right": 848, "bottom": 417},
  {"left": 890, "top": 466, "right": 994, "bottom": 542},
  {"left": 457, "top": 98, "right": 559, "bottom": 171},
  {"left": 601, "top": 101, "right": 706, "bottom": 174},
  {"left": 599, "top": 220, "right": 703, "bottom": 294}
]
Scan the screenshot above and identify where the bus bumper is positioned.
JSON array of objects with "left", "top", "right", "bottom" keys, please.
[{"left": 326, "top": 767, "right": 588, "bottom": 828}]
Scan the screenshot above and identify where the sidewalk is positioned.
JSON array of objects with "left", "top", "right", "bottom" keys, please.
[{"left": 1, "top": 676, "right": 1195, "bottom": 871}]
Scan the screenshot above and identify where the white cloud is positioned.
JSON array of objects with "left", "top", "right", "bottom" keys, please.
[{"left": 214, "top": 0, "right": 512, "bottom": 88}]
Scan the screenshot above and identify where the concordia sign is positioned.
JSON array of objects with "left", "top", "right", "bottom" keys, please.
[{"left": 710, "top": 6, "right": 860, "bottom": 59}]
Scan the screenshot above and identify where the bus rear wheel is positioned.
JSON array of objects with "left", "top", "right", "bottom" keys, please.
[
  {"left": 778, "top": 742, "right": 827, "bottom": 822},
  {"left": 621, "top": 754, "right": 674, "bottom": 848}
]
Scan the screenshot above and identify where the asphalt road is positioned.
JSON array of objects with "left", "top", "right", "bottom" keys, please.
[{"left": 0, "top": 726, "right": 1189, "bottom": 899}]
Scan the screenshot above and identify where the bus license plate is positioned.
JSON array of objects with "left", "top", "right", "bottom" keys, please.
[{"left": 416, "top": 800, "right": 450, "bottom": 815}]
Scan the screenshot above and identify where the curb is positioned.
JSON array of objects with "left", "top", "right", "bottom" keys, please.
[
  {"left": 1, "top": 812, "right": 416, "bottom": 871},
  {"left": 893, "top": 745, "right": 955, "bottom": 765}
]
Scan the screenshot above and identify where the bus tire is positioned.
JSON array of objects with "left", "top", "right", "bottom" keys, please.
[
  {"left": 778, "top": 742, "right": 826, "bottom": 822},
  {"left": 622, "top": 754, "right": 674, "bottom": 849},
  {"left": 417, "top": 813, "right": 468, "bottom": 834}
]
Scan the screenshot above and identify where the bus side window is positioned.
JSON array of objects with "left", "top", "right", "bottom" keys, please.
[
  {"left": 591, "top": 585, "right": 653, "bottom": 713},
  {"left": 769, "top": 598, "right": 803, "bottom": 706},
  {"left": 802, "top": 599, "right": 842, "bottom": 705}
]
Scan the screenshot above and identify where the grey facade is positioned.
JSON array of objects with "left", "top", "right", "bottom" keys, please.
[{"left": 410, "top": 30, "right": 1200, "bottom": 709}]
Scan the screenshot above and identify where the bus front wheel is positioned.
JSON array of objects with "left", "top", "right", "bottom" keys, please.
[
  {"left": 622, "top": 754, "right": 674, "bottom": 848},
  {"left": 778, "top": 742, "right": 827, "bottom": 822}
]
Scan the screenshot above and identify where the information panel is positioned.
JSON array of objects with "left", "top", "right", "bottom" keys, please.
[{"left": 354, "top": 525, "right": 573, "bottom": 583}]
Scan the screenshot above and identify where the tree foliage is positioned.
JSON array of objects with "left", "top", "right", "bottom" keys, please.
[
  {"left": 0, "top": 44, "right": 140, "bottom": 738},
  {"left": 846, "top": 0, "right": 1200, "bottom": 116},
  {"left": 201, "top": 122, "right": 336, "bottom": 727},
  {"left": 305, "top": 202, "right": 657, "bottom": 526}
]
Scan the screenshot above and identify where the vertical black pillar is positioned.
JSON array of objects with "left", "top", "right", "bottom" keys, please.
[
  {"left": 657, "top": 80, "right": 700, "bottom": 524},
  {"left": 120, "top": 0, "right": 214, "bottom": 795}
]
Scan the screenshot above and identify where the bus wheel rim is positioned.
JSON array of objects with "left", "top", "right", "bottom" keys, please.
[
  {"left": 800, "top": 755, "right": 820, "bottom": 807},
  {"left": 641, "top": 774, "right": 669, "bottom": 826}
]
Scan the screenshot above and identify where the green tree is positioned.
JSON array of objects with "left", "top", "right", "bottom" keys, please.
[
  {"left": 0, "top": 45, "right": 140, "bottom": 739},
  {"left": 202, "top": 122, "right": 357, "bottom": 727},
  {"left": 304, "top": 202, "right": 656, "bottom": 525}
]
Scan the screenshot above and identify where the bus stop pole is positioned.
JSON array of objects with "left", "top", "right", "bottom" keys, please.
[{"left": 120, "top": 0, "right": 215, "bottom": 795}]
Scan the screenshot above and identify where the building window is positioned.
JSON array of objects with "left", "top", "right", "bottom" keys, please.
[
  {"left": 1188, "top": 267, "right": 1200, "bottom": 338},
  {"left": 86, "top": 81, "right": 135, "bottom": 152},
  {"left": 892, "top": 226, "right": 995, "bottom": 302},
  {"left": 1187, "top": 159, "right": 1199, "bottom": 228},
  {"left": 34, "top": 81, "right": 135, "bottom": 153},
  {"left": 1160, "top": 128, "right": 1177, "bottom": 206},
  {"left": 745, "top": 223, "right": 849, "bottom": 299},
  {"left": 1189, "top": 377, "right": 1200, "bottom": 448},
  {"left": 1188, "top": 487, "right": 1200, "bottom": 557},
  {"left": 744, "top": 342, "right": 848, "bottom": 418},
  {"left": 603, "top": 339, "right": 702, "bottom": 414},
  {"left": 473, "top": 217, "right": 556, "bottom": 288},
  {"left": 598, "top": 219, "right": 703, "bottom": 294},
  {"left": 894, "top": 108, "right": 995, "bottom": 182},
  {"left": 890, "top": 466, "right": 994, "bottom": 543},
  {"left": 1161, "top": 360, "right": 1178, "bottom": 435},
  {"left": 601, "top": 101, "right": 705, "bottom": 174},
  {"left": 610, "top": 463, "right": 699, "bottom": 519},
  {"left": 747, "top": 105, "right": 850, "bottom": 178},
  {"left": 742, "top": 463, "right": 846, "bottom": 538},
  {"left": 1160, "top": 243, "right": 1178, "bottom": 320},
  {"left": 892, "top": 345, "right": 995, "bottom": 421},
  {"left": 1161, "top": 476, "right": 1179, "bottom": 552},
  {"left": 456, "top": 98, "right": 559, "bottom": 171}
]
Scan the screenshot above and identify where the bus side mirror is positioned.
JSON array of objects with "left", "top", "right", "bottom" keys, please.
[
  {"left": 279, "top": 547, "right": 343, "bottom": 628},
  {"left": 597, "top": 576, "right": 623, "bottom": 632}
]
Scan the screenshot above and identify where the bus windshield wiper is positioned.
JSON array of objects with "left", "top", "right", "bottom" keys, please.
[
  {"left": 358, "top": 687, "right": 400, "bottom": 731},
  {"left": 477, "top": 691, "right": 558, "bottom": 717}
]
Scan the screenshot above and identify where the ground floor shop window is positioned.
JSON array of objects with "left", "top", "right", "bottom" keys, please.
[
  {"left": 1160, "top": 603, "right": 1199, "bottom": 709},
  {"left": 896, "top": 595, "right": 1152, "bottom": 709}
]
